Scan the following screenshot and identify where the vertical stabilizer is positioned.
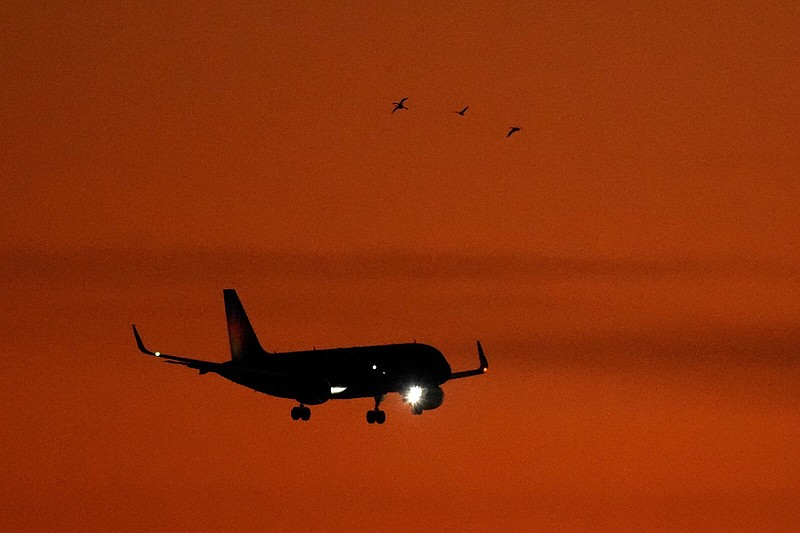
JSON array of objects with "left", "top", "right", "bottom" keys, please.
[{"left": 223, "top": 289, "right": 265, "bottom": 361}]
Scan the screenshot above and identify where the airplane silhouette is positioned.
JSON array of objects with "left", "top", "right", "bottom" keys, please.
[
  {"left": 133, "top": 289, "right": 488, "bottom": 424},
  {"left": 391, "top": 97, "right": 409, "bottom": 113},
  {"left": 455, "top": 105, "right": 469, "bottom": 116},
  {"left": 507, "top": 126, "right": 521, "bottom": 138}
]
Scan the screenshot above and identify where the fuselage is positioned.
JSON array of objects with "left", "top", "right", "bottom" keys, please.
[
  {"left": 133, "top": 289, "right": 487, "bottom": 423},
  {"left": 215, "top": 342, "right": 452, "bottom": 404}
]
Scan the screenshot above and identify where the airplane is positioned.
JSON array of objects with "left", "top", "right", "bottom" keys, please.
[{"left": 132, "top": 289, "right": 488, "bottom": 424}]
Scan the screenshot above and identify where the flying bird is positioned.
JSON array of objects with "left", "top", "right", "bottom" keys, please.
[
  {"left": 455, "top": 105, "right": 469, "bottom": 116},
  {"left": 507, "top": 126, "right": 521, "bottom": 138},
  {"left": 391, "top": 97, "right": 409, "bottom": 113}
]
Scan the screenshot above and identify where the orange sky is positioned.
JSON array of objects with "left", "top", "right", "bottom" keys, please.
[{"left": 2, "top": 1, "right": 799, "bottom": 531}]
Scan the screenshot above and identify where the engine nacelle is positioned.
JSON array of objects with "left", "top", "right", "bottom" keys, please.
[
  {"left": 294, "top": 378, "right": 332, "bottom": 405},
  {"left": 417, "top": 386, "right": 444, "bottom": 411}
]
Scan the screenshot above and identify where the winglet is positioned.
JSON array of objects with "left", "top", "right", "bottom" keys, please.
[
  {"left": 132, "top": 323, "right": 218, "bottom": 373},
  {"left": 477, "top": 341, "right": 488, "bottom": 373},
  {"left": 449, "top": 341, "right": 490, "bottom": 380},
  {"left": 132, "top": 324, "right": 158, "bottom": 356}
]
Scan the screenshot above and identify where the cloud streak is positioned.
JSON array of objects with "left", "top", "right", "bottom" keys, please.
[{"left": 3, "top": 247, "right": 799, "bottom": 284}]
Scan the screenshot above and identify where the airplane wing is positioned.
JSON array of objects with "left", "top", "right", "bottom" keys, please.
[
  {"left": 448, "top": 341, "right": 489, "bottom": 380},
  {"left": 132, "top": 324, "right": 221, "bottom": 374}
]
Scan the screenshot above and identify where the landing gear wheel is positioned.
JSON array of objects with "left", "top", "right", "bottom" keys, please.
[
  {"left": 366, "top": 409, "right": 385, "bottom": 424},
  {"left": 367, "top": 394, "right": 387, "bottom": 424},
  {"left": 292, "top": 405, "right": 310, "bottom": 421},
  {"left": 411, "top": 406, "right": 423, "bottom": 415}
]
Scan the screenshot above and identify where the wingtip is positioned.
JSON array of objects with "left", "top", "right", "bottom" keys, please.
[
  {"left": 132, "top": 324, "right": 156, "bottom": 356},
  {"left": 477, "top": 340, "right": 488, "bottom": 372}
]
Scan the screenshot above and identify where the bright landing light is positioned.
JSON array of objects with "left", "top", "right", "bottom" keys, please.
[{"left": 405, "top": 386, "right": 423, "bottom": 405}]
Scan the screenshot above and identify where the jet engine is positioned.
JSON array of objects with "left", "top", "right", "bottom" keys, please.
[
  {"left": 293, "top": 378, "right": 332, "bottom": 405},
  {"left": 406, "top": 385, "right": 445, "bottom": 412},
  {"left": 419, "top": 386, "right": 444, "bottom": 410}
]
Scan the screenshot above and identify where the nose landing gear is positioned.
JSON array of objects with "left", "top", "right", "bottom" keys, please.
[
  {"left": 366, "top": 409, "right": 386, "bottom": 424},
  {"left": 366, "top": 395, "right": 386, "bottom": 424}
]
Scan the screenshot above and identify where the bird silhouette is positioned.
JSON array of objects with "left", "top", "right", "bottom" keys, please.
[
  {"left": 455, "top": 105, "right": 469, "bottom": 116},
  {"left": 391, "top": 97, "right": 409, "bottom": 114},
  {"left": 507, "top": 126, "right": 521, "bottom": 138}
]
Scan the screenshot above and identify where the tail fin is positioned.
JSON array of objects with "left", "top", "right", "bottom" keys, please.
[{"left": 224, "top": 289, "right": 266, "bottom": 361}]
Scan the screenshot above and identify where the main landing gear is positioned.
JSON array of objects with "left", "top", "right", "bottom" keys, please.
[
  {"left": 366, "top": 395, "right": 386, "bottom": 425},
  {"left": 290, "top": 404, "right": 311, "bottom": 421}
]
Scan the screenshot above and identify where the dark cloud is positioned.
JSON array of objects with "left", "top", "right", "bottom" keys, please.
[{"left": 495, "top": 325, "right": 800, "bottom": 368}]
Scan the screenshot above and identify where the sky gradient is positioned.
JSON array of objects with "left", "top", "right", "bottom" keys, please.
[{"left": 2, "top": 1, "right": 799, "bottom": 530}]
